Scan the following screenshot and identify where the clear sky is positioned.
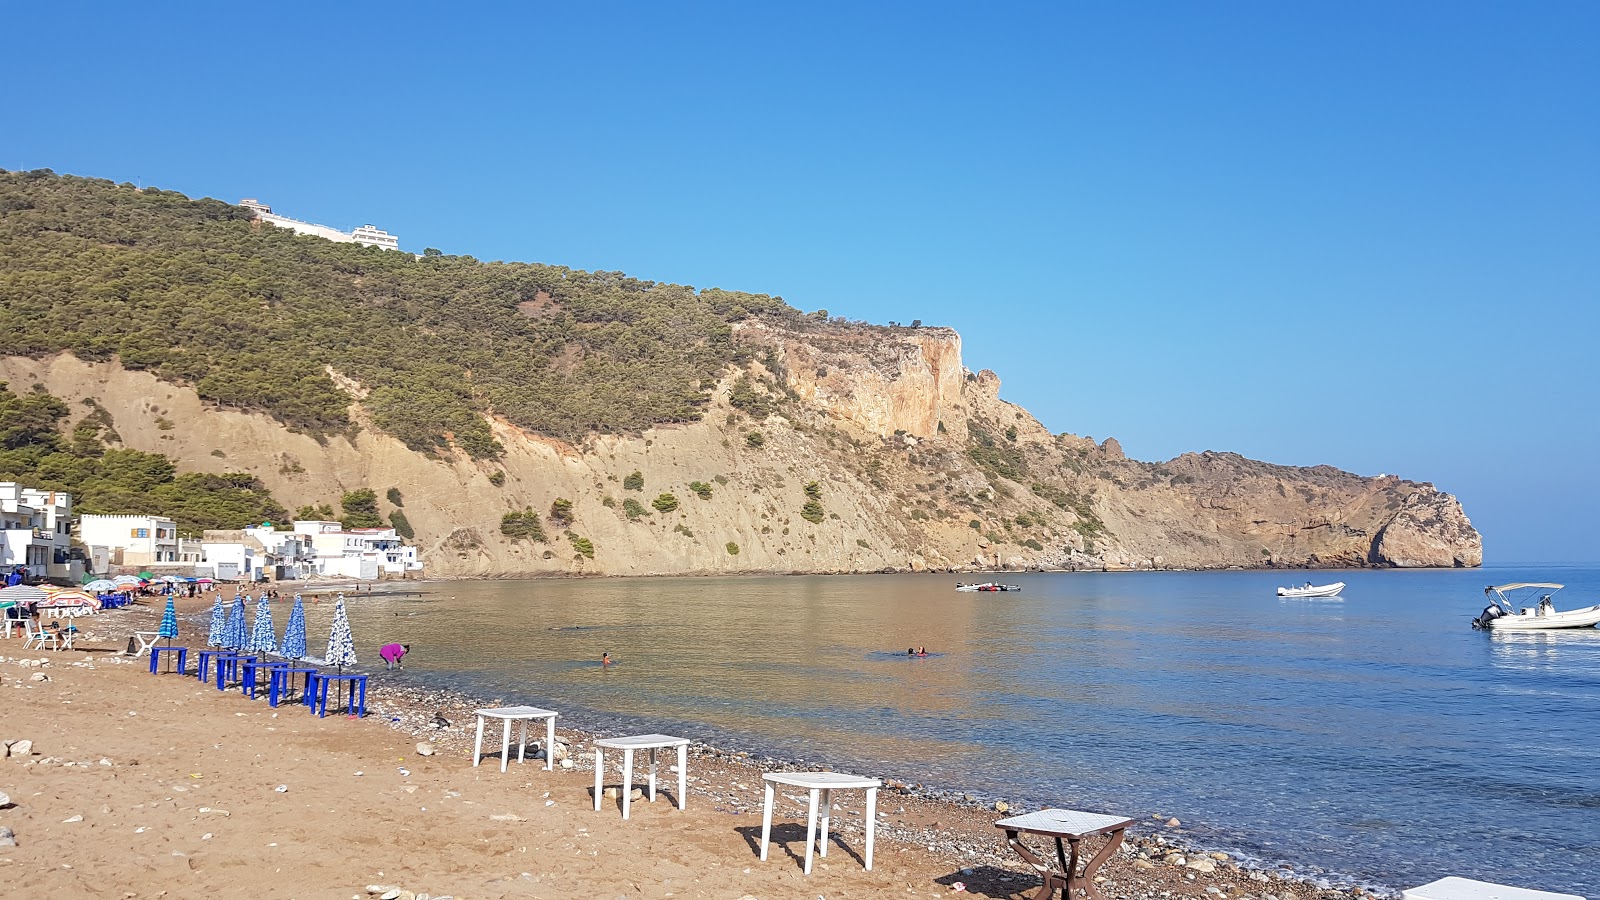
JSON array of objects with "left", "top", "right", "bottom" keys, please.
[{"left": 4, "top": 3, "right": 1596, "bottom": 563}]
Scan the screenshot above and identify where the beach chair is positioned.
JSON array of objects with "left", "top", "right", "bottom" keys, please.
[{"left": 23, "top": 619, "right": 59, "bottom": 651}]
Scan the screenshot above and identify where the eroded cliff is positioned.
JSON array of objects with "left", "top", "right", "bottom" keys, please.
[{"left": 1, "top": 324, "right": 1480, "bottom": 576}]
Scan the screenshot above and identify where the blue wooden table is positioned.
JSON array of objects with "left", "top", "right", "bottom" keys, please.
[
  {"left": 195, "top": 648, "right": 232, "bottom": 683},
  {"left": 214, "top": 653, "right": 257, "bottom": 690},
  {"left": 269, "top": 666, "right": 319, "bottom": 708},
  {"left": 148, "top": 645, "right": 188, "bottom": 675},
  {"left": 311, "top": 673, "right": 368, "bottom": 718},
  {"left": 240, "top": 660, "right": 290, "bottom": 700}
]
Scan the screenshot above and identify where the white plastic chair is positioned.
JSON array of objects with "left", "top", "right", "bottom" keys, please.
[{"left": 23, "top": 619, "right": 59, "bottom": 651}]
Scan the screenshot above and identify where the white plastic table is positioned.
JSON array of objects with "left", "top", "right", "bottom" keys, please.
[
  {"left": 472, "top": 706, "right": 559, "bottom": 773},
  {"left": 760, "top": 771, "right": 880, "bottom": 875},
  {"left": 131, "top": 631, "right": 162, "bottom": 657},
  {"left": 1402, "top": 877, "right": 1584, "bottom": 900},
  {"left": 592, "top": 733, "right": 690, "bottom": 820},
  {"left": 995, "top": 808, "right": 1135, "bottom": 900}
]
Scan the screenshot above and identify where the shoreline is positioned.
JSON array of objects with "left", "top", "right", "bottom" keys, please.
[
  {"left": 13, "top": 598, "right": 1405, "bottom": 898},
  {"left": 260, "top": 563, "right": 1477, "bottom": 590}
]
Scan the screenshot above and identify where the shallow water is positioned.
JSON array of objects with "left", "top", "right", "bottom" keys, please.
[{"left": 298, "top": 567, "right": 1600, "bottom": 895}]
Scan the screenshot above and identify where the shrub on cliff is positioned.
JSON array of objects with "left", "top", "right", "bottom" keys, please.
[
  {"left": 622, "top": 498, "right": 647, "bottom": 519},
  {"left": 389, "top": 510, "right": 415, "bottom": 539},
  {"left": 549, "top": 498, "right": 574, "bottom": 527},
  {"left": 500, "top": 509, "right": 547, "bottom": 542},
  {"left": 623, "top": 470, "right": 645, "bottom": 491},
  {"left": 689, "top": 480, "right": 713, "bottom": 500},
  {"left": 800, "top": 500, "right": 825, "bottom": 524},
  {"left": 652, "top": 493, "right": 679, "bottom": 513},
  {"left": 340, "top": 489, "right": 383, "bottom": 529},
  {"left": 567, "top": 532, "right": 595, "bottom": 559}
]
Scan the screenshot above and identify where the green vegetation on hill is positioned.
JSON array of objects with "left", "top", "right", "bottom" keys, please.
[
  {"left": 0, "top": 381, "right": 286, "bottom": 533},
  {"left": 0, "top": 170, "right": 798, "bottom": 456}
]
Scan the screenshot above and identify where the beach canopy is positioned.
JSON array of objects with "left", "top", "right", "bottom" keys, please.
[
  {"left": 83, "top": 579, "right": 119, "bottom": 592},
  {"left": 196, "top": 577, "right": 214, "bottom": 583},
  {"left": 281, "top": 594, "right": 307, "bottom": 660},
  {"left": 223, "top": 595, "right": 248, "bottom": 650},
  {"left": 246, "top": 594, "right": 277, "bottom": 655},
  {"left": 325, "top": 594, "right": 357, "bottom": 669},
  {"left": 112, "top": 575, "right": 144, "bottom": 587},
  {"left": 159, "top": 596, "right": 179, "bottom": 639},
  {"left": 0, "top": 584, "right": 47, "bottom": 603},
  {"left": 137, "top": 571, "right": 155, "bottom": 580},
  {"left": 206, "top": 595, "right": 226, "bottom": 647}
]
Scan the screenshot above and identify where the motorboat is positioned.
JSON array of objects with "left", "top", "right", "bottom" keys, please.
[
  {"left": 956, "top": 582, "right": 1021, "bottom": 593},
  {"left": 1472, "top": 583, "right": 1600, "bottom": 630},
  {"left": 1277, "top": 581, "right": 1345, "bottom": 598}
]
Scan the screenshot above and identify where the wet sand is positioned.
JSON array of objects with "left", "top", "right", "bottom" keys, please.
[{"left": 1, "top": 599, "right": 1354, "bottom": 899}]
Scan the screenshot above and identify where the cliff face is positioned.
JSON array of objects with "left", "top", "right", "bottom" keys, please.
[{"left": 0, "top": 331, "right": 1481, "bottom": 576}]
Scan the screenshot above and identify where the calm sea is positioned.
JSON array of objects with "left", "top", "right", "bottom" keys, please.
[{"left": 305, "top": 567, "right": 1600, "bottom": 896}]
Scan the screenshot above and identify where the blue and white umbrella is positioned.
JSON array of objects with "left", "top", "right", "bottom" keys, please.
[
  {"left": 223, "top": 595, "right": 248, "bottom": 650},
  {"left": 159, "top": 596, "right": 179, "bottom": 640},
  {"left": 246, "top": 594, "right": 276, "bottom": 655},
  {"left": 206, "top": 595, "right": 226, "bottom": 647},
  {"left": 325, "top": 594, "right": 357, "bottom": 671},
  {"left": 281, "top": 594, "right": 307, "bottom": 660}
]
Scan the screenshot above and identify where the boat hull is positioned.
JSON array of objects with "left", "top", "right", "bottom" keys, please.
[
  {"left": 1277, "top": 582, "right": 1345, "bottom": 598},
  {"left": 1488, "top": 605, "right": 1600, "bottom": 630}
]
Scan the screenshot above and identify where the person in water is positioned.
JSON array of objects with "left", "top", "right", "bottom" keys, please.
[
  {"left": 907, "top": 648, "right": 916, "bottom": 656},
  {"left": 602, "top": 651, "right": 612, "bottom": 666},
  {"left": 379, "top": 643, "right": 410, "bottom": 670}
]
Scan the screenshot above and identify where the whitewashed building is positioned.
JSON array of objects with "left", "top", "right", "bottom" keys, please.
[
  {"left": 241, "top": 199, "right": 401, "bottom": 250},
  {"left": 290, "top": 520, "right": 420, "bottom": 579},
  {"left": 0, "top": 482, "right": 76, "bottom": 579},
  {"left": 78, "top": 514, "right": 181, "bottom": 566}
]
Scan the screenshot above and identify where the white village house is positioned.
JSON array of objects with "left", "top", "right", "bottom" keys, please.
[
  {"left": 196, "top": 521, "right": 420, "bottom": 582},
  {"left": 0, "top": 482, "right": 79, "bottom": 580},
  {"left": 78, "top": 513, "right": 181, "bottom": 569}
]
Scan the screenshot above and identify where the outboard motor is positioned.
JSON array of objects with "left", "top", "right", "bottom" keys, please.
[{"left": 1473, "top": 604, "right": 1505, "bottom": 630}]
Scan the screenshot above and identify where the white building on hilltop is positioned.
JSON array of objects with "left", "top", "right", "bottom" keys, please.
[{"left": 240, "top": 198, "right": 400, "bottom": 250}]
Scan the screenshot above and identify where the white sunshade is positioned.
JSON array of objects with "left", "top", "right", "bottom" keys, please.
[{"left": 1489, "top": 583, "right": 1564, "bottom": 592}]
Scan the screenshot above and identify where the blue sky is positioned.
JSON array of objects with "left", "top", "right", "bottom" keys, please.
[{"left": 4, "top": 3, "right": 1596, "bottom": 562}]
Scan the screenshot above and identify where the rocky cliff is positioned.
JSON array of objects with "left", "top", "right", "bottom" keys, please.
[{"left": 0, "top": 326, "right": 1480, "bottom": 576}]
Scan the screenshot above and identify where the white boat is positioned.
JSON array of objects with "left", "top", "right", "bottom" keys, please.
[
  {"left": 1472, "top": 583, "right": 1600, "bottom": 630},
  {"left": 956, "top": 582, "right": 1021, "bottom": 593},
  {"left": 1277, "top": 581, "right": 1345, "bottom": 598}
]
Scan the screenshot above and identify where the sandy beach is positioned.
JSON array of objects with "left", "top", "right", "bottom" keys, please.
[{"left": 1, "top": 598, "right": 1354, "bottom": 900}]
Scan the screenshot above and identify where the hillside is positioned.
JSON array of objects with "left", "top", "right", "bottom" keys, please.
[{"left": 0, "top": 170, "right": 1481, "bottom": 574}]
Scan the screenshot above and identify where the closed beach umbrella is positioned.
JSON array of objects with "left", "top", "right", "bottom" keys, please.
[
  {"left": 281, "top": 594, "right": 307, "bottom": 660},
  {"left": 157, "top": 596, "right": 179, "bottom": 669},
  {"left": 247, "top": 594, "right": 277, "bottom": 655},
  {"left": 159, "top": 596, "right": 179, "bottom": 639},
  {"left": 223, "top": 595, "right": 248, "bottom": 650},
  {"left": 206, "top": 595, "right": 226, "bottom": 647},
  {"left": 325, "top": 594, "right": 357, "bottom": 671}
]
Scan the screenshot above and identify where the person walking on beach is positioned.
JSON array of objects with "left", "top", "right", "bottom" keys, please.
[{"left": 379, "top": 642, "right": 409, "bottom": 670}]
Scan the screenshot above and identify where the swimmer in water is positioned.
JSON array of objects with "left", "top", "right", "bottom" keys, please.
[
  {"left": 602, "top": 651, "right": 612, "bottom": 666},
  {"left": 907, "top": 648, "right": 916, "bottom": 656},
  {"left": 918, "top": 646, "right": 927, "bottom": 656}
]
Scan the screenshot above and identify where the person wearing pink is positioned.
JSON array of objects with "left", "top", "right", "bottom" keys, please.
[{"left": 379, "top": 643, "right": 410, "bottom": 670}]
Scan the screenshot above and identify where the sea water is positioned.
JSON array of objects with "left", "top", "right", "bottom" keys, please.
[{"left": 307, "top": 567, "right": 1600, "bottom": 895}]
